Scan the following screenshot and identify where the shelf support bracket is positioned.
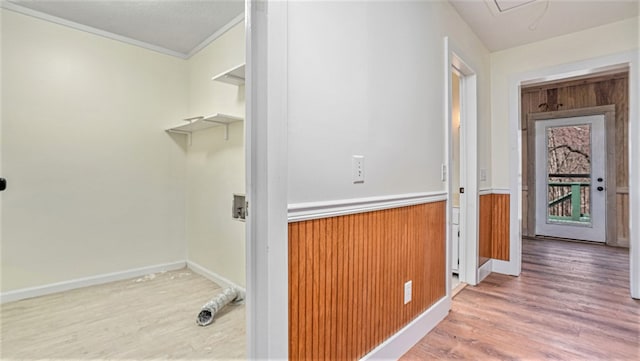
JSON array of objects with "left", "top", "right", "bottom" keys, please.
[{"left": 166, "top": 129, "right": 192, "bottom": 146}]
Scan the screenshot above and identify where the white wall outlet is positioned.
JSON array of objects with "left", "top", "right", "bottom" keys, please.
[
  {"left": 441, "top": 163, "right": 447, "bottom": 182},
  {"left": 404, "top": 280, "right": 412, "bottom": 304},
  {"left": 352, "top": 155, "right": 365, "bottom": 183}
]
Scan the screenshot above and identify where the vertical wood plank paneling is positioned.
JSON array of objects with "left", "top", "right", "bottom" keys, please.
[
  {"left": 491, "top": 194, "right": 511, "bottom": 260},
  {"left": 312, "top": 220, "right": 320, "bottom": 360},
  {"left": 374, "top": 209, "right": 383, "bottom": 346},
  {"left": 479, "top": 194, "right": 493, "bottom": 260},
  {"left": 360, "top": 212, "right": 367, "bottom": 355},
  {"left": 288, "top": 202, "right": 446, "bottom": 360},
  {"left": 346, "top": 214, "right": 354, "bottom": 359},
  {"left": 304, "top": 221, "right": 314, "bottom": 358},
  {"left": 479, "top": 193, "right": 511, "bottom": 261},
  {"left": 318, "top": 219, "right": 326, "bottom": 360},
  {"left": 289, "top": 222, "right": 299, "bottom": 361},
  {"left": 336, "top": 216, "right": 345, "bottom": 361},
  {"left": 297, "top": 221, "right": 306, "bottom": 358}
]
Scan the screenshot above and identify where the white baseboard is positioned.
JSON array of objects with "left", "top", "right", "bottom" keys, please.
[
  {"left": 1, "top": 261, "right": 186, "bottom": 304},
  {"left": 360, "top": 296, "right": 450, "bottom": 361},
  {"left": 492, "top": 259, "right": 519, "bottom": 276},
  {"left": 186, "top": 260, "right": 246, "bottom": 300},
  {"left": 478, "top": 259, "right": 493, "bottom": 282}
]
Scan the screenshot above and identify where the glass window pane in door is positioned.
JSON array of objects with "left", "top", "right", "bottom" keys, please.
[{"left": 546, "top": 124, "right": 592, "bottom": 225}]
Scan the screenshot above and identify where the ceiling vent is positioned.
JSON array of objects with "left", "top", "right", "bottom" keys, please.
[{"left": 485, "top": 0, "right": 538, "bottom": 15}]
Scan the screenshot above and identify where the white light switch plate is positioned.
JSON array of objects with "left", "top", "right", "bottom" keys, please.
[{"left": 352, "top": 155, "right": 364, "bottom": 183}]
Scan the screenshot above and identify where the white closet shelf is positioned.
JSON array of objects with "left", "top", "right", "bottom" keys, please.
[
  {"left": 166, "top": 113, "right": 243, "bottom": 142},
  {"left": 212, "top": 64, "right": 245, "bottom": 86}
]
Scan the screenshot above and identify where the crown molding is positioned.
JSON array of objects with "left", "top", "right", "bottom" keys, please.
[{"left": 1, "top": 1, "right": 244, "bottom": 60}]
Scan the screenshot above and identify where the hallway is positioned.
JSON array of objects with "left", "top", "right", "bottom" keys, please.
[{"left": 402, "top": 238, "right": 639, "bottom": 360}]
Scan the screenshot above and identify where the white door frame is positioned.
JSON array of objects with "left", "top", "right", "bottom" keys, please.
[
  {"left": 245, "top": 0, "right": 289, "bottom": 358},
  {"left": 451, "top": 68, "right": 463, "bottom": 276},
  {"left": 503, "top": 50, "right": 639, "bottom": 299},
  {"left": 445, "top": 37, "right": 479, "bottom": 288}
]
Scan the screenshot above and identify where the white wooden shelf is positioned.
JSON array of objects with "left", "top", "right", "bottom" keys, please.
[
  {"left": 212, "top": 64, "right": 245, "bottom": 86},
  {"left": 166, "top": 113, "right": 243, "bottom": 143}
]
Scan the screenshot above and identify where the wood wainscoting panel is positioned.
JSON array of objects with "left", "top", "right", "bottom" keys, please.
[
  {"left": 288, "top": 202, "right": 446, "bottom": 360},
  {"left": 479, "top": 194, "right": 511, "bottom": 262},
  {"left": 479, "top": 195, "right": 493, "bottom": 260},
  {"left": 491, "top": 194, "right": 510, "bottom": 260}
]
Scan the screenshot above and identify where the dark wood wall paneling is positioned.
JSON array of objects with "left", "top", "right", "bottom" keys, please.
[
  {"left": 479, "top": 194, "right": 510, "bottom": 261},
  {"left": 288, "top": 202, "right": 446, "bottom": 360},
  {"left": 521, "top": 72, "right": 629, "bottom": 247}
]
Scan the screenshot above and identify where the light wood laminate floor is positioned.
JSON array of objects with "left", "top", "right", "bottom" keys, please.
[
  {"left": 1, "top": 268, "right": 245, "bottom": 360},
  {"left": 402, "top": 238, "right": 640, "bottom": 360}
]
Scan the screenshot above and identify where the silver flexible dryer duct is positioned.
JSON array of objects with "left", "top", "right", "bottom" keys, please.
[{"left": 196, "top": 287, "right": 242, "bottom": 326}]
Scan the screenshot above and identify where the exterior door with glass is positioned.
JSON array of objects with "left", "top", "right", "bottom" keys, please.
[{"left": 534, "top": 115, "right": 606, "bottom": 242}]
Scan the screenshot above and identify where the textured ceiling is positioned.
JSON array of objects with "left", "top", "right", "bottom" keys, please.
[
  {"left": 5, "top": 0, "right": 244, "bottom": 57},
  {"left": 449, "top": 0, "right": 639, "bottom": 51}
]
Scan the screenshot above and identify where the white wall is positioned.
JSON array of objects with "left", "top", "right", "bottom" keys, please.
[
  {"left": 286, "top": 1, "right": 492, "bottom": 204},
  {"left": 0, "top": 9, "right": 189, "bottom": 291},
  {"left": 185, "top": 22, "right": 246, "bottom": 287},
  {"left": 490, "top": 17, "right": 640, "bottom": 188}
]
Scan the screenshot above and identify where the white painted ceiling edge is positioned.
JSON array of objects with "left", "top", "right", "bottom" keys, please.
[
  {"left": 450, "top": 0, "right": 640, "bottom": 51},
  {"left": 0, "top": 0, "right": 244, "bottom": 59}
]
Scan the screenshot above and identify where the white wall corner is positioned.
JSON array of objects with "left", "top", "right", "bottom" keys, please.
[{"left": 187, "top": 260, "right": 247, "bottom": 299}]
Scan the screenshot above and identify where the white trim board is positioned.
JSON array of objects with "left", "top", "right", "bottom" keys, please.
[
  {"left": 479, "top": 188, "right": 511, "bottom": 195},
  {"left": 360, "top": 297, "right": 450, "bottom": 361},
  {"left": 288, "top": 192, "right": 447, "bottom": 222},
  {"left": 245, "top": 0, "right": 289, "bottom": 358},
  {"left": 0, "top": 261, "right": 186, "bottom": 304},
  {"left": 186, "top": 261, "right": 246, "bottom": 300},
  {"left": 0, "top": 2, "right": 244, "bottom": 60}
]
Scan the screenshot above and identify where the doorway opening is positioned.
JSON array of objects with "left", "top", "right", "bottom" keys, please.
[
  {"left": 506, "top": 53, "right": 638, "bottom": 298},
  {"left": 521, "top": 70, "right": 628, "bottom": 248},
  {"left": 450, "top": 68, "right": 463, "bottom": 294},
  {"left": 446, "top": 39, "right": 480, "bottom": 292},
  {"left": 0, "top": 4, "right": 252, "bottom": 359}
]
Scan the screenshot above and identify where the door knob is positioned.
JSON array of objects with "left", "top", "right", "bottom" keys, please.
[
  {"left": 0, "top": 178, "right": 5, "bottom": 191},
  {"left": 597, "top": 186, "right": 604, "bottom": 191}
]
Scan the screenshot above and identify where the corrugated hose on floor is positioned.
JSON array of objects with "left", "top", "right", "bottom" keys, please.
[{"left": 196, "top": 287, "right": 242, "bottom": 326}]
